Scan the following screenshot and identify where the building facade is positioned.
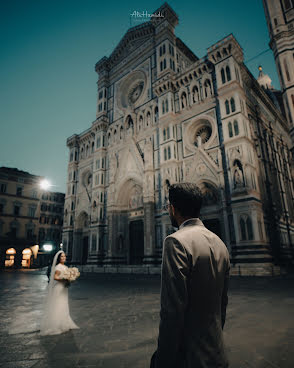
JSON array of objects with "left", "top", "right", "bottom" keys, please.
[
  {"left": 63, "top": 3, "right": 294, "bottom": 275},
  {"left": 263, "top": 0, "right": 294, "bottom": 142},
  {"left": 0, "top": 167, "right": 64, "bottom": 268}
]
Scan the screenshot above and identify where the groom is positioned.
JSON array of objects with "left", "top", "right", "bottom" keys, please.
[{"left": 151, "top": 183, "right": 230, "bottom": 368}]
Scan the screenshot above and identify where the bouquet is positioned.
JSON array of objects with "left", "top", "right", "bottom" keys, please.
[{"left": 62, "top": 267, "right": 80, "bottom": 287}]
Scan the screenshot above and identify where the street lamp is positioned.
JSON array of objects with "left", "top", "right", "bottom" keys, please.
[
  {"left": 40, "top": 179, "right": 51, "bottom": 190},
  {"left": 43, "top": 244, "right": 53, "bottom": 252}
]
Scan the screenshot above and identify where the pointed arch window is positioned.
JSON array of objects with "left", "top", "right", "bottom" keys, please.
[
  {"left": 163, "top": 128, "right": 166, "bottom": 141},
  {"left": 221, "top": 68, "right": 226, "bottom": 84},
  {"left": 230, "top": 97, "right": 236, "bottom": 112},
  {"left": 226, "top": 66, "right": 231, "bottom": 81},
  {"left": 283, "top": 0, "right": 292, "bottom": 11},
  {"left": 225, "top": 100, "right": 230, "bottom": 114},
  {"left": 164, "top": 148, "right": 167, "bottom": 161},
  {"left": 228, "top": 122, "right": 233, "bottom": 138},
  {"left": 154, "top": 106, "right": 158, "bottom": 123},
  {"left": 167, "top": 126, "right": 170, "bottom": 139},
  {"left": 162, "top": 101, "right": 165, "bottom": 114},
  {"left": 233, "top": 120, "right": 239, "bottom": 135},
  {"left": 163, "top": 59, "right": 166, "bottom": 69},
  {"left": 167, "top": 146, "right": 171, "bottom": 160},
  {"left": 240, "top": 218, "right": 246, "bottom": 240},
  {"left": 284, "top": 59, "right": 291, "bottom": 82},
  {"left": 165, "top": 99, "right": 169, "bottom": 113},
  {"left": 246, "top": 217, "right": 253, "bottom": 240},
  {"left": 240, "top": 215, "right": 254, "bottom": 241}
]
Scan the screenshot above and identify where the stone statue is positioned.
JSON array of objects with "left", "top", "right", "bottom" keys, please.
[
  {"left": 234, "top": 166, "right": 243, "bottom": 188},
  {"left": 181, "top": 93, "right": 187, "bottom": 108}
]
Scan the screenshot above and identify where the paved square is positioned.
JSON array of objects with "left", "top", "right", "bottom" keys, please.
[{"left": 0, "top": 271, "right": 293, "bottom": 368}]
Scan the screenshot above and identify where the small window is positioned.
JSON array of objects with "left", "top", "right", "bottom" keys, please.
[
  {"left": 164, "top": 148, "right": 167, "bottom": 161},
  {"left": 226, "top": 66, "right": 231, "bottom": 81},
  {"left": 233, "top": 120, "right": 239, "bottom": 135},
  {"left": 16, "top": 187, "right": 23, "bottom": 196},
  {"left": 162, "top": 101, "right": 165, "bottom": 114},
  {"left": 230, "top": 98, "right": 236, "bottom": 112},
  {"left": 284, "top": 60, "right": 291, "bottom": 82},
  {"left": 240, "top": 218, "right": 246, "bottom": 240},
  {"left": 0, "top": 184, "right": 6, "bottom": 193},
  {"left": 14, "top": 205, "right": 20, "bottom": 216},
  {"left": 221, "top": 68, "right": 226, "bottom": 84},
  {"left": 247, "top": 217, "right": 253, "bottom": 240},
  {"left": 0, "top": 203, "right": 4, "bottom": 213},
  {"left": 228, "top": 122, "right": 233, "bottom": 138},
  {"left": 168, "top": 146, "right": 171, "bottom": 160},
  {"left": 283, "top": 0, "right": 292, "bottom": 10},
  {"left": 28, "top": 207, "right": 36, "bottom": 217},
  {"left": 225, "top": 100, "right": 230, "bottom": 114}
]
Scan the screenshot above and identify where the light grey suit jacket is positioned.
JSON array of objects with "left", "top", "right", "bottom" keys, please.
[{"left": 154, "top": 218, "right": 230, "bottom": 368}]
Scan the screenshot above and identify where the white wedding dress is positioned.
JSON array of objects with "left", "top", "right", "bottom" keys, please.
[{"left": 40, "top": 262, "right": 79, "bottom": 336}]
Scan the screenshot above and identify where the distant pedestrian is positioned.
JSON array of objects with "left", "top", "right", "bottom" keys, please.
[{"left": 151, "top": 183, "right": 230, "bottom": 368}]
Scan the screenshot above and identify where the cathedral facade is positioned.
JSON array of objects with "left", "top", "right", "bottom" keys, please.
[{"left": 62, "top": 3, "right": 294, "bottom": 274}]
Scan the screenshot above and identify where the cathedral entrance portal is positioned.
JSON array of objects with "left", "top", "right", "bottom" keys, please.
[{"left": 129, "top": 220, "right": 144, "bottom": 265}]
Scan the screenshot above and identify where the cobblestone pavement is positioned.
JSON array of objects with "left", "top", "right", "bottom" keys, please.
[{"left": 0, "top": 270, "right": 294, "bottom": 368}]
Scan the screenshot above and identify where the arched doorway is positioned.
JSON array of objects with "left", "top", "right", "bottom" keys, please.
[
  {"left": 129, "top": 220, "right": 144, "bottom": 264},
  {"left": 116, "top": 178, "right": 144, "bottom": 264},
  {"left": 199, "top": 182, "right": 223, "bottom": 240},
  {"left": 22, "top": 248, "right": 32, "bottom": 268},
  {"left": 5, "top": 248, "right": 16, "bottom": 267},
  {"left": 76, "top": 211, "right": 89, "bottom": 264}
]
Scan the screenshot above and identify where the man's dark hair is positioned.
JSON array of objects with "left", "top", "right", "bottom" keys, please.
[{"left": 169, "top": 183, "right": 203, "bottom": 218}]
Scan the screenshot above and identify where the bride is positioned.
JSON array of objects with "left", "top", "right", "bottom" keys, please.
[{"left": 40, "top": 250, "right": 79, "bottom": 336}]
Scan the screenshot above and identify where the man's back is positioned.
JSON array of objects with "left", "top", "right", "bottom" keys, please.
[{"left": 156, "top": 218, "right": 230, "bottom": 368}]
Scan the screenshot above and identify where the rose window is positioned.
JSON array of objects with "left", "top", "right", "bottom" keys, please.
[{"left": 194, "top": 125, "right": 212, "bottom": 147}]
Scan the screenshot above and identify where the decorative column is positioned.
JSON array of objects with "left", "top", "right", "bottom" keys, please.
[{"left": 142, "top": 140, "right": 156, "bottom": 265}]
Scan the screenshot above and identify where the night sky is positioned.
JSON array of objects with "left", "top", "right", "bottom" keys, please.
[{"left": 0, "top": 0, "right": 278, "bottom": 193}]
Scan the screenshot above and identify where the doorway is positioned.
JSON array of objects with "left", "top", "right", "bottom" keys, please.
[{"left": 129, "top": 220, "right": 144, "bottom": 264}]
